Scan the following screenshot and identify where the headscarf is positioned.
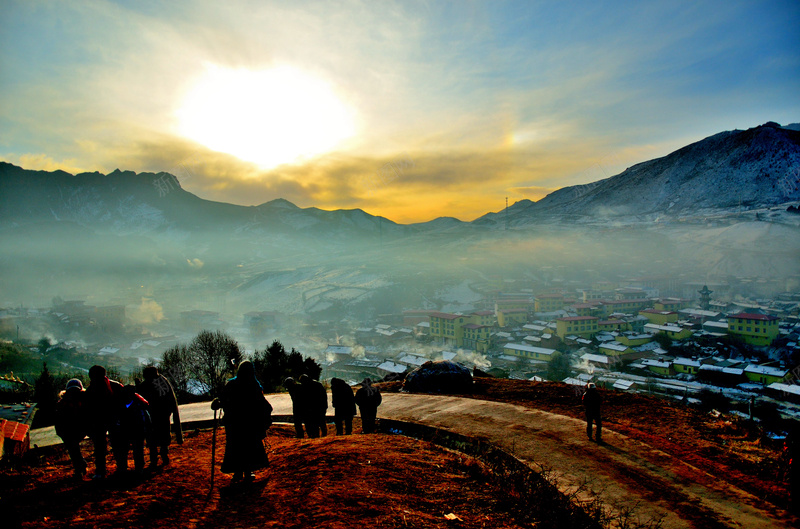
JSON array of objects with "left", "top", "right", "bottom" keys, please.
[{"left": 231, "top": 360, "right": 262, "bottom": 390}]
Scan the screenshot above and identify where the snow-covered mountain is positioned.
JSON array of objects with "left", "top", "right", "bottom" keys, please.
[{"left": 477, "top": 122, "right": 800, "bottom": 226}]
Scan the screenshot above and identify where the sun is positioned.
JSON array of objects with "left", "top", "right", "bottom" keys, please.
[{"left": 176, "top": 64, "right": 357, "bottom": 168}]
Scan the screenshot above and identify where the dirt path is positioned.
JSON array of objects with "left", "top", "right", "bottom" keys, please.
[
  {"left": 377, "top": 394, "right": 792, "bottom": 529},
  {"left": 30, "top": 393, "right": 794, "bottom": 528}
]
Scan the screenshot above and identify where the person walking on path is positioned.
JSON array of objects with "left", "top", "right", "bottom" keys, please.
[
  {"left": 212, "top": 361, "right": 272, "bottom": 484},
  {"left": 55, "top": 378, "right": 88, "bottom": 479},
  {"left": 299, "top": 374, "right": 328, "bottom": 438},
  {"left": 355, "top": 378, "right": 382, "bottom": 434},
  {"left": 582, "top": 382, "right": 603, "bottom": 443},
  {"left": 137, "top": 366, "right": 183, "bottom": 468},
  {"left": 84, "top": 365, "right": 126, "bottom": 479},
  {"left": 284, "top": 377, "right": 307, "bottom": 438},
  {"left": 331, "top": 378, "right": 356, "bottom": 435}
]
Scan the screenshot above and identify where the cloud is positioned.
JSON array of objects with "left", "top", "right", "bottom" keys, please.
[{"left": 187, "top": 258, "right": 204, "bottom": 269}]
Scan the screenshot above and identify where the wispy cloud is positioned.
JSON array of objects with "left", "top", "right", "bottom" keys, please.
[{"left": 1, "top": 0, "right": 798, "bottom": 222}]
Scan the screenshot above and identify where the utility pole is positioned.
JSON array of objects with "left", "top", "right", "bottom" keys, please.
[{"left": 505, "top": 197, "right": 509, "bottom": 230}]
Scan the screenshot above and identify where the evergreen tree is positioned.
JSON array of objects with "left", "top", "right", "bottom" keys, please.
[{"left": 33, "top": 362, "right": 58, "bottom": 426}]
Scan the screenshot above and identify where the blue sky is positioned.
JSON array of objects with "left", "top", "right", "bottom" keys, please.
[{"left": 1, "top": 0, "right": 798, "bottom": 222}]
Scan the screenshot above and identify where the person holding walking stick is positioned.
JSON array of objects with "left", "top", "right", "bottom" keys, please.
[{"left": 212, "top": 361, "right": 272, "bottom": 485}]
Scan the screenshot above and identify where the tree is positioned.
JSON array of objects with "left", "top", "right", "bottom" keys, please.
[
  {"left": 159, "top": 344, "right": 192, "bottom": 401},
  {"left": 33, "top": 362, "right": 58, "bottom": 427},
  {"left": 252, "top": 340, "right": 322, "bottom": 392},
  {"left": 188, "top": 330, "right": 243, "bottom": 398},
  {"left": 38, "top": 337, "right": 51, "bottom": 356},
  {"left": 546, "top": 352, "right": 571, "bottom": 382}
]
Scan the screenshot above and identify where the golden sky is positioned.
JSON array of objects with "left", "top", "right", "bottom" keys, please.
[{"left": 1, "top": 1, "right": 799, "bottom": 222}]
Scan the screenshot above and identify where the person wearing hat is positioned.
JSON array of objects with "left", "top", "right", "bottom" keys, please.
[
  {"left": 55, "top": 378, "right": 88, "bottom": 479},
  {"left": 582, "top": 382, "right": 603, "bottom": 443}
]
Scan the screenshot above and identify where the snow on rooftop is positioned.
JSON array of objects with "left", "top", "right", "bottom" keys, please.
[
  {"left": 744, "top": 364, "right": 788, "bottom": 377},
  {"left": 504, "top": 343, "right": 557, "bottom": 356}
]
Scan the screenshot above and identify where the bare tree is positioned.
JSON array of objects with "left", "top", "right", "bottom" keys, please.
[
  {"left": 188, "top": 330, "right": 243, "bottom": 398},
  {"left": 159, "top": 344, "right": 192, "bottom": 400}
]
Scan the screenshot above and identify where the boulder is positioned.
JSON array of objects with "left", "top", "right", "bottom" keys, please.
[{"left": 401, "top": 360, "right": 473, "bottom": 394}]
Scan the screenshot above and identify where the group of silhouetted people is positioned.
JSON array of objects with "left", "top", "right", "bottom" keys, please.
[
  {"left": 283, "top": 375, "right": 382, "bottom": 439},
  {"left": 54, "top": 365, "right": 182, "bottom": 480}
]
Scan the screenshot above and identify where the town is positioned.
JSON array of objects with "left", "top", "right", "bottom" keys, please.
[{"left": 3, "top": 273, "right": 800, "bottom": 431}]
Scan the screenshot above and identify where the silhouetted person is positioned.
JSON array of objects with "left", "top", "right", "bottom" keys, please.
[
  {"left": 137, "top": 366, "right": 182, "bottom": 468},
  {"left": 331, "top": 378, "right": 356, "bottom": 435},
  {"left": 55, "top": 378, "right": 88, "bottom": 479},
  {"left": 85, "top": 365, "right": 126, "bottom": 479},
  {"left": 299, "top": 374, "right": 328, "bottom": 438},
  {"left": 355, "top": 378, "right": 382, "bottom": 434},
  {"left": 284, "top": 377, "right": 306, "bottom": 438},
  {"left": 116, "top": 385, "right": 152, "bottom": 475},
  {"left": 213, "top": 361, "right": 271, "bottom": 484},
  {"left": 582, "top": 382, "right": 602, "bottom": 443}
]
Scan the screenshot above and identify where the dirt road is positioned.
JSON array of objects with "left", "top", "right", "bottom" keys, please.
[{"left": 30, "top": 392, "right": 794, "bottom": 528}]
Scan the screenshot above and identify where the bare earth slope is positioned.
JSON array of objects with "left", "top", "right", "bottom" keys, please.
[{"left": 24, "top": 380, "right": 797, "bottom": 528}]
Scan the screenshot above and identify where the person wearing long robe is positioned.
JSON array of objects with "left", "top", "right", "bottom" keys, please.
[
  {"left": 331, "top": 378, "right": 356, "bottom": 435},
  {"left": 85, "top": 365, "right": 126, "bottom": 479},
  {"left": 214, "top": 361, "right": 271, "bottom": 484},
  {"left": 582, "top": 383, "right": 603, "bottom": 443},
  {"left": 137, "top": 366, "right": 182, "bottom": 468},
  {"left": 355, "top": 378, "right": 382, "bottom": 434}
]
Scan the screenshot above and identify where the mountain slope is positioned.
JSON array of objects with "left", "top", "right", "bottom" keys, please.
[
  {"left": 478, "top": 122, "right": 800, "bottom": 225},
  {"left": 0, "top": 162, "right": 404, "bottom": 239}
]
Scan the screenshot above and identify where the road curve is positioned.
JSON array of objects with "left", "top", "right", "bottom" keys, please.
[{"left": 31, "top": 392, "right": 793, "bottom": 528}]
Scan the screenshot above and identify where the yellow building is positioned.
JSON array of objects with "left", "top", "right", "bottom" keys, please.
[
  {"left": 535, "top": 294, "right": 565, "bottom": 313},
  {"left": 429, "top": 311, "right": 496, "bottom": 349},
  {"left": 640, "top": 359, "right": 673, "bottom": 376},
  {"left": 503, "top": 343, "right": 558, "bottom": 362},
  {"left": 428, "top": 312, "right": 466, "bottom": 347},
  {"left": 571, "top": 303, "right": 600, "bottom": 317},
  {"left": 471, "top": 310, "right": 496, "bottom": 327},
  {"left": 744, "top": 364, "right": 789, "bottom": 385},
  {"left": 644, "top": 323, "right": 693, "bottom": 340},
  {"left": 615, "top": 288, "right": 647, "bottom": 301},
  {"left": 638, "top": 309, "right": 679, "bottom": 325},
  {"left": 599, "top": 319, "right": 628, "bottom": 332},
  {"left": 599, "top": 342, "right": 631, "bottom": 356},
  {"left": 598, "top": 299, "right": 650, "bottom": 317},
  {"left": 615, "top": 333, "right": 652, "bottom": 347},
  {"left": 727, "top": 313, "right": 780, "bottom": 347},
  {"left": 653, "top": 299, "right": 690, "bottom": 312},
  {"left": 495, "top": 298, "right": 533, "bottom": 313},
  {"left": 673, "top": 358, "right": 702, "bottom": 375},
  {"left": 555, "top": 316, "right": 599, "bottom": 339},
  {"left": 463, "top": 324, "right": 492, "bottom": 353},
  {"left": 497, "top": 308, "right": 529, "bottom": 327}
]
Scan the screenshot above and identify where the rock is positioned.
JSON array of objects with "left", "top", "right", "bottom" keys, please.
[{"left": 401, "top": 360, "right": 473, "bottom": 394}]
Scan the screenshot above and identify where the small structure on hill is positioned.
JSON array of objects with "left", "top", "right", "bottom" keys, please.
[{"left": 401, "top": 360, "right": 473, "bottom": 394}]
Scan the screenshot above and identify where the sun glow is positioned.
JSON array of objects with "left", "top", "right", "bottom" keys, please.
[{"left": 176, "top": 65, "right": 357, "bottom": 168}]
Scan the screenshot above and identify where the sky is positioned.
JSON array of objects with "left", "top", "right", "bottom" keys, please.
[{"left": 1, "top": 0, "right": 799, "bottom": 223}]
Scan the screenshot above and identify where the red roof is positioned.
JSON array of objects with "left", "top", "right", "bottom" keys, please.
[
  {"left": 471, "top": 311, "right": 494, "bottom": 316},
  {"left": 727, "top": 313, "right": 778, "bottom": 321},
  {"left": 536, "top": 294, "right": 564, "bottom": 299},
  {"left": 3, "top": 419, "right": 29, "bottom": 443},
  {"left": 428, "top": 312, "right": 461, "bottom": 320},
  {"left": 557, "top": 316, "right": 598, "bottom": 322}
]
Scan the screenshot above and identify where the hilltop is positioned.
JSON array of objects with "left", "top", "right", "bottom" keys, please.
[{"left": 3, "top": 379, "right": 795, "bottom": 528}]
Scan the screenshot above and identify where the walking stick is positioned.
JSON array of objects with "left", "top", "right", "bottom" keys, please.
[{"left": 211, "top": 407, "right": 218, "bottom": 490}]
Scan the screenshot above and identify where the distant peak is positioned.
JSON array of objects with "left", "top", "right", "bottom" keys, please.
[{"left": 261, "top": 198, "right": 299, "bottom": 209}]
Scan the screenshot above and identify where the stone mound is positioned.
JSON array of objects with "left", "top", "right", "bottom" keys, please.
[{"left": 401, "top": 360, "right": 473, "bottom": 394}]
